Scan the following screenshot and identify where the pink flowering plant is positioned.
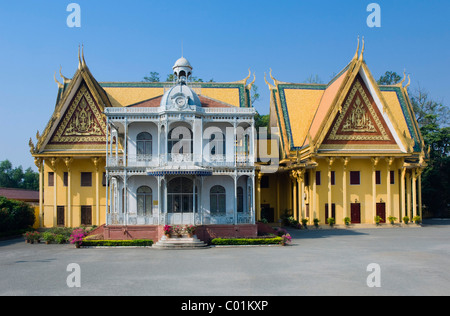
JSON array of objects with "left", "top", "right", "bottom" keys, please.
[
  {"left": 69, "top": 228, "right": 88, "bottom": 247},
  {"left": 280, "top": 233, "right": 292, "bottom": 245},
  {"left": 163, "top": 225, "right": 172, "bottom": 234},
  {"left": 173, "top": 225, "right": 183, "bottom": 236},
  {"left": 184, "top": 225, "right": 197, "bottom": 235}
]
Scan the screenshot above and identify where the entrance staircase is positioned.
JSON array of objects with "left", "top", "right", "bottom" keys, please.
[{"left": 152, "top": 235, "right": 208, "bottom": 249}]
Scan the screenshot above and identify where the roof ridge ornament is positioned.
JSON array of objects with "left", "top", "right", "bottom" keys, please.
[
  {"left": 59, "top": 66, "right": 71, "bottom": 84},
  {"left": 54, "top": 71, "right": 63, "bottom": 89},
  {"left": 358, "top": 36, "right": 365, "bottom": 61},
  {"left": 397, "top": 70, "right": 406, "bottom": 87},
  {"left": 353, "top": 36, "right": 360, "bottom": 60},
  {"left": 404, "top": 74, "right": 411, "bottom": 89},
  {"left": 81, "top": 44, "right": 87, "bottom": 68},
  {"left": 78, "top": 44, "right": 82, "bottom": 70}
]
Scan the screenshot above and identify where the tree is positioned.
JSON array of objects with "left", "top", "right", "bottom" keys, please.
[
  {"left": 0, "top": 160, "right": 39, "bottom": 191},
  {"left": 306, "top": 74, "right": 323, "bottom": 84},
  {"left": 255, "top": 112, "right": 270, "bottom": 129},
  {"left": 410, "top": 85, "right": 449, "bottom": 128},
  {"left": 377, "top": 71, "right": 402, "bottom": 85},
  {"left": 143, "top": 72, "right": 160, "bottom": 82}
]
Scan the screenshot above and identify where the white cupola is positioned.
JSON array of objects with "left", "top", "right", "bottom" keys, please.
[
  {"left": 173, "top": 57, "right": 193, "bottom": 83},
  {"left": 161, "top": 57, "right": 201, "bottom": 110}
]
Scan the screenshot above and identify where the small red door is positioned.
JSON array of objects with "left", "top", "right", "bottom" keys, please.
[
  {"left": 376, "top": 203, "right": 386, "bottom": 223},
  {"left": 350, "top": 203, "right": 361, "bottom": 223}
]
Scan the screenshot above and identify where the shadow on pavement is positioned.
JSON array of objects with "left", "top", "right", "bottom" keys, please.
[
  {"left": 422, "top": 219, "right": 450, "bottom": 226},
  {"left": 284, "top": 227, "right": 368, "bottom": 239}
]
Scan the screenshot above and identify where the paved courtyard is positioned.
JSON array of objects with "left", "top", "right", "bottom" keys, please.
[{"left": 1, "top": 220, "right": 449, "bottom": 296}]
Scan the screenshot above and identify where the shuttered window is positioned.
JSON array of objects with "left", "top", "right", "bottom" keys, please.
[
  {"left": 81, "top": 172, "right": 92, "bottom": 187},
  {"left": 48, "top": 172, "right": 54, "bottom": 187},
  {"left": 350, "top": 171, "right": 360, "bottom": 185}
]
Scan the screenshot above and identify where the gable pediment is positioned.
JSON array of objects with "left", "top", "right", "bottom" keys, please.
[
  {"left": 48, "top": 82, "right": 106, "bottom": 146},
  {"left": 320, "top": 74, "right": 400, "bottom": 151}
]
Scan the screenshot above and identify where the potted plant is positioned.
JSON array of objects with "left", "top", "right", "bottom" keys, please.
[
  {"left": 24, "top": 231, "right": 40, "bottom": 244},
  {"left": 374, "top": 216, "right": 382, "bottom": 226},
  {"left": 327, "top": 217, "right": 335, "bottom": 227},
  {"left": 280, "top": 233, "right": 292, "bottom": 246},
  {"left": 413, "top": 216, "right": 421, "bottom": 225},
  {"left": 42, "top": 232, "right": 56, "bottom": 244},
  {"left": 301, "top": 218, "right": 308, "bottom": 229},
  {"left": 23, "top": 231, "right": 33, "bottom": 243},
  {"left": 173, "top": 225, "right": 183, "bottom": 238},
  {"left": 388, "top": 216, "right": 397, "bottom": 225},
  {"left": 163, "top": 225, "right": 172, "bottom": 238},
  {"left": 184, "top": 225, "right": 197, "bottom": 238},
  {"left": 69, "top": 228, "right": 87, "bottom": 248},
  {"left": 344, "top": 217, "right": 351, "bottom": 226},
  {"left": 313, "top": 218, "right": 320, "bottom": 228},
  {"left": 403, "top": 216, "right": 409, "bottom": 224}
]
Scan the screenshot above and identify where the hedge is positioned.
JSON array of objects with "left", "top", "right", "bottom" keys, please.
[
  {"left": 211, "top": 236, "right": 283, "bottom": 245},
  {"left": 0, "top": 196, "right": 35, "bottom": 233},
  {"left": 81, "top": 239, "right": 153, "bottom": 247}
]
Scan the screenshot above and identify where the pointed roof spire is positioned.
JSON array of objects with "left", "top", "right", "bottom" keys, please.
[
  {"left": 353, "top": 36, "right": 360, "bottom": 60},
  {"left": 81, "top": 44, "right": 86, "bottom": 68},
  {"left": 358, "top": 36, "right": 365, "bottom": 61},
  {"left": 78, "top": 44, "right": 82, "bottom": 70}
]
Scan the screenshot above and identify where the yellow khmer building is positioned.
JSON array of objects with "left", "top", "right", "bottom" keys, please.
[
  {"left": 30, "top": 40, "right": 427, "bottom": 230},
  {"left": 257, "top": 39, "right": 427, "bottom": 226}
]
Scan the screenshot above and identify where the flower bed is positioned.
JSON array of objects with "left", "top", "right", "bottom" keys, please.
[
  {"left": 81, "top": 239, "right": 154, "bottom": 247},
  {"left": 210, "top": 236, "right": 283, "bottom": 246}
]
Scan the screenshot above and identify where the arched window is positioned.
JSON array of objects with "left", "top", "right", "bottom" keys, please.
[
  {"left": 210, "top": 185, "right": 226, "bottom": 214},
  {"left": 210, "top": 133, "right": 226, "bottom": 156},
  {"left": 137, "top": 186, "right": 152, "bottom": 216},
  {"left": 137, "top": 132, "right": 152, "bottom": 157},
  {"left": 237, "top": 187, "right": 244, "bottom": 213},
  {"left": 168, "top": 126, "right": 193, "bottom": 157}
]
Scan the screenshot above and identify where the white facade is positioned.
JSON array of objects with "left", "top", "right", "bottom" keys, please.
[{"left": 104, "top": 58, "right": 256, "bottom": 226}]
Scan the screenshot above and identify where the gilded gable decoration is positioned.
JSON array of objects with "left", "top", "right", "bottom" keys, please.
[
  {"left": 326, "top": 77, "right": 392, "bottom": 142},
  {"left": 49, "top": 84, "right": 106, "bottom": 144}
]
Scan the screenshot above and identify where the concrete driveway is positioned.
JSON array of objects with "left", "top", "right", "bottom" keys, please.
[{"left": 0, "top": 220, "right": 449, "bottom": 296}]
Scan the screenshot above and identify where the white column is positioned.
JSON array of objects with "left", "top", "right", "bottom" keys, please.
[{"left": 234, "top": 174, "right": 238, "bottom": 225}]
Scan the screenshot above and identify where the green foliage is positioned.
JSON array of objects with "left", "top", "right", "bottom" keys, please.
[
  {"left": 42, "top": 232, "right": 56, "bottom": 243},
  {"left": 143, "top": 71, "right": 160, "bottom": 82},
  {"left": 0, "top": 196, "right": 35, "bottom": 232},
  {"left": 0, "top": 160, "right": 39, "bottom": 191},
  {"left": 388, "top": 216, "right": 397, "bottom": 224},
  {"left": 377, "top": 71, "right": 402, "bottom": 85},
  {"left": 82, "top": 239, "right": 153, "bottom": 247},
  {"left": 211, "top": 237, "right": 282, "bottom": 245},
  {"left": 374, "top": 216, "right": 382, "bottom": 225},
  {"left": 255, "top": 111, "right": 270, "bottom": 129},
  {"left": 344, "top": 217, "right": 351, "bottom": 225}
]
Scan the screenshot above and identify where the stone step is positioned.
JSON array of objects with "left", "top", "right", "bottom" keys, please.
[{"left": 152, "top": 235, "right": 208, "bottom": 249}]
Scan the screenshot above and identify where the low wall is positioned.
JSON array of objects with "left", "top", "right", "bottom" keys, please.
[{"left": 98, "top": 224, "right": 258, "bottom": 243}]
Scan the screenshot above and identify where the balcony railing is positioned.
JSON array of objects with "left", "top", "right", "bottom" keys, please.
[{"left": 106, "top": 154, "right": 253, "bottom": 168}]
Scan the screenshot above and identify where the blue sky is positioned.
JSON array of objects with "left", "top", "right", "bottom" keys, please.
[{"left": 0, "top": 0, "right": 449, "bottom": 170}]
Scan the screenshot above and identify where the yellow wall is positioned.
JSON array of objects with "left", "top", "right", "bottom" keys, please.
[
  {"left": 259, "top": 157, "right": 408, "bottom": 225},
  {"left": 42, "top": 157, "right": 106, "bottom": 228}
]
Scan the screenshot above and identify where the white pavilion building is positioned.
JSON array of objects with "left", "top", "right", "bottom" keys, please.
[{"left": 104, "top": 57, "right": 257, "bottom": 229}]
